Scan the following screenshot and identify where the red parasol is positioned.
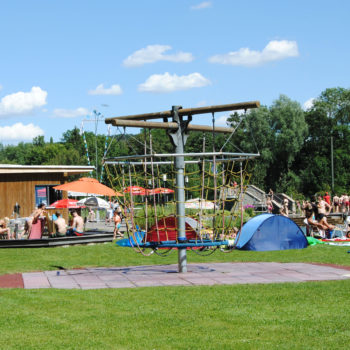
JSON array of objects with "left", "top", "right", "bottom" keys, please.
[
  {"left": 155, "top": 187, "right": 175, "bottom": 194},
  {"left": 49, "top": 199, "right": 83, "bottom": 209},
  {"left": 124, "top": 186, "right": 147, "bottom": 195}
]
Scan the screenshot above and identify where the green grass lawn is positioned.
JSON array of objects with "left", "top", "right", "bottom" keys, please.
[
  {"left": 0, "top": 243, "right": 350, "bottom": 275},
  {"left": 1, "top": 244, "right": 350, "bottom": 349},
  {"left": 1, "top": 281, "right": 350, "bottom": 349}
]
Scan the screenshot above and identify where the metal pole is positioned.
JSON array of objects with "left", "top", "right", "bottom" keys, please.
[
  {"left": 331, "top": 136, "right": 334, "bottom": 192},
  {"left": 169, "top": 106, "right": 188, "bottom": 273}
]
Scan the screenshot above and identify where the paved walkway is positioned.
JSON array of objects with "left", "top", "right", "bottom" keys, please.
[{"left": 1, "top": 262, "right": 349, "bottom": 289}]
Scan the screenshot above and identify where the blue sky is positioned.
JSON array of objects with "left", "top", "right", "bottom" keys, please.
[{"left": 0, "top": 0, "right": 349, "bottom": 144}]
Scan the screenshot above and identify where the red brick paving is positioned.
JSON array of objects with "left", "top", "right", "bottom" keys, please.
[{"left": 0, "top": 273, "right": 24, "bottom": 288}]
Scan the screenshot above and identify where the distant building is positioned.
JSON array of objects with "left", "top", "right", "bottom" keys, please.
[{"left": 0, "top": 164, "right": 94, "bottom": 219}]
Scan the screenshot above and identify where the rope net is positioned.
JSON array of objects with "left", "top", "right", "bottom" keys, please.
[{"left": 104, "top": 153, "right": 252, "bottom": 253}]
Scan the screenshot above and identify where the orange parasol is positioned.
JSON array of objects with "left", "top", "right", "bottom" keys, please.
[{"left": 53, "top": 177, "right": 122, "bottom": 197}]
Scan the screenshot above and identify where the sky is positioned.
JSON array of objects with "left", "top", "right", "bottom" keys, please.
[{"left": 0, "top": 0, "right": 349, "bottom": 144}]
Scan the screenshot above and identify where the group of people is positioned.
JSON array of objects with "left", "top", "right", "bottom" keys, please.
[
  {"left": 6, "top": 203, "right": 85, "bottom": 239},
  {"left": 266, "top": 188, "right": 350, "bottom": 218},
  {"left": 331, "top": 193, "right": 350, "bottom": 213},
  {"left": 52, "top": 209, "right": 85, "bottom": 237},
  {"left": 266, "top": 189, "right": 290, "bottom": 217}
]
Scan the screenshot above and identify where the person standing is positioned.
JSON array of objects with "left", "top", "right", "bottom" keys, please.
[
  {"left": 333, "top": 194, "right": 340, "bottom": 213},
  {"left": 295, "top": 200, "right": 302, "bottom": 215},
  {"left": 113, "top": 211, "right": 122, "bottom": 239},
  {"left": 105, "top": 200, "right": 113, "bottom": 225},
  {"left": 268, "top": 189, "right": 274, "bottom": 201},
  {"left": 266, "top": 197, "right": 273, "bottom": 213},
  {"left": 323, "top": 192, "right": 331, "bottom": 206},
  {"left": 283, "top": 198, "right": 289, "bottom": 217},
  {"left": 343, "top": 193, "right": 349, "bottom": 213}
]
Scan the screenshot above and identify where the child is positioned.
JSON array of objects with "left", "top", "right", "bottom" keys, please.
[{"left": 113, "top": 211, "right": 122, "bottom": 239}]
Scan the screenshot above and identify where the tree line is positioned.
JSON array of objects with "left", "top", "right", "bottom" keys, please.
[{"left": 0, "top": 87, "right": 349, "bottom": 198}]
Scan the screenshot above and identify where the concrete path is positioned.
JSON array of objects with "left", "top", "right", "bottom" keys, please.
[{"left": 3, "top": 262, "right": 347, "bottom": 289}]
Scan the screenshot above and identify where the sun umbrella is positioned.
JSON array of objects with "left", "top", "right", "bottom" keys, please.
[
  {"left": 185, "top": 198, "right": 217, "bottom": 209},
  {"left": 53, "top": 177, "right": 122, "bottom": 197},
  {"left": 124, "top": 186, "right": 147, "bottom": 195},
  {"left": 156, "top": 187, "right": 175, "bottom": 194},
  {"left": 49, "top": 199, "right": 83, "bottom": 209},
  {"left": 147, "top": 188, "right": 175, "bottom": 195},
  {"left": 77, "top": 197, "right": 111, "bottom": 209}
]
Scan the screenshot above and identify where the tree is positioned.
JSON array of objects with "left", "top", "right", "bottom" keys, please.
[
  {"left": 268, "top": 95, "right": 308, "bottom": 193},
  {"left": 298, "top": 88, "right": 350, "bottom": 195}
]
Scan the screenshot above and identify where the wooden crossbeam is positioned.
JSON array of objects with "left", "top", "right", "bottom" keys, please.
[
  {"left": 110, "top": 119, "right": 235, "bottom": 133},
  {"left": 105, "top": 101, "right": 260, "bottom": 123}
]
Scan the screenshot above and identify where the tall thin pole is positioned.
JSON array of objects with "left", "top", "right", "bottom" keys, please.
[
  {"left": 169, "top": 106, "right": 187, "bottom": 273},
  {"left": 93, "top": 110, "right": 101, "bottom": 180},
  {"left": 331, "top": 136, "right": 334, "bottom": 193}
]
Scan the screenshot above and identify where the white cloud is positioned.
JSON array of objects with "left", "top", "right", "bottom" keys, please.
[
  {"left": 88, "top": 84, "right": 123, "bottom": 96},
  {"left": 138, "top": 72, "right": 211, "bottom": 93},
  {"left": 0, "top": 123, "right": 44, "bottom": 142},
  {"left": 53, "top": 107, "right": 89, "bottom": 118},
  {"left": 123, "top": 45, "right": 194, "bottom": 67},
  {"left": 303, "top": 98, "right": 315, "bottom": 111},
  {"left": 0, "top": 86, "right": 47, "bottom": 117},
  {"left": 191, "top": 1, "right": 212, "bottom": 10},
  {"left": 216, "top": 115, "right": 230, "bottom": 126},
  {"left": 209, "top": 40, "right": 299, "bottom": 67}
]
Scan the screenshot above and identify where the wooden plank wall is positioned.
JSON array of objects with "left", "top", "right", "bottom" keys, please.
[{"left": 0, "top": 173, "right": 68, "bottom": 219}]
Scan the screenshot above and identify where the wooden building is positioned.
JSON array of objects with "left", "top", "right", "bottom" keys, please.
[{"left": 0, "top": 164, "right": 94, "bottom": 220}]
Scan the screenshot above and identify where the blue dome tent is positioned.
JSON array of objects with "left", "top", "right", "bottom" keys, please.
[{"left": 236, "top": 214, "right": 308, "bottom": 251}]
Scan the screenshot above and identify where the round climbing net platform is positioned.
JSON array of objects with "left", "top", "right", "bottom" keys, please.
[{"left": 104, "top": 151, "right": 256, "bottom": 255}]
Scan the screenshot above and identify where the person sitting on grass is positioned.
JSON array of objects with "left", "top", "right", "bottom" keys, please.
[
  {"left": 67, "top": 210, "right": 84, "bottom": 236},
  {"left": 52, "top": 212, "right": 67, "bottom": 237},
  {"left": 113, "top": 210, "right": 122, "bottom": 239}
]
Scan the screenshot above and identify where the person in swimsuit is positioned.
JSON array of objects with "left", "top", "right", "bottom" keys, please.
[
  {"left": 317, "top": 196, "right": 334, "bottom": 231},
  {"left": 303, "top": 201, "right": 328, "bottom": 232},
  {"left": 67, "top": 210, "right": 84, "bottom": 236},
  {"left": 266, "top": 197, "right": 273, "bottom": 213},
  {"left": 0, "top": 219, "right": 13, "bottom": 239},
  {"left": 113, "top": 211, "right": 122, "bottom": 239},
  {"left": 333, "top": 194, "right": 340, "bottom": 213}
]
